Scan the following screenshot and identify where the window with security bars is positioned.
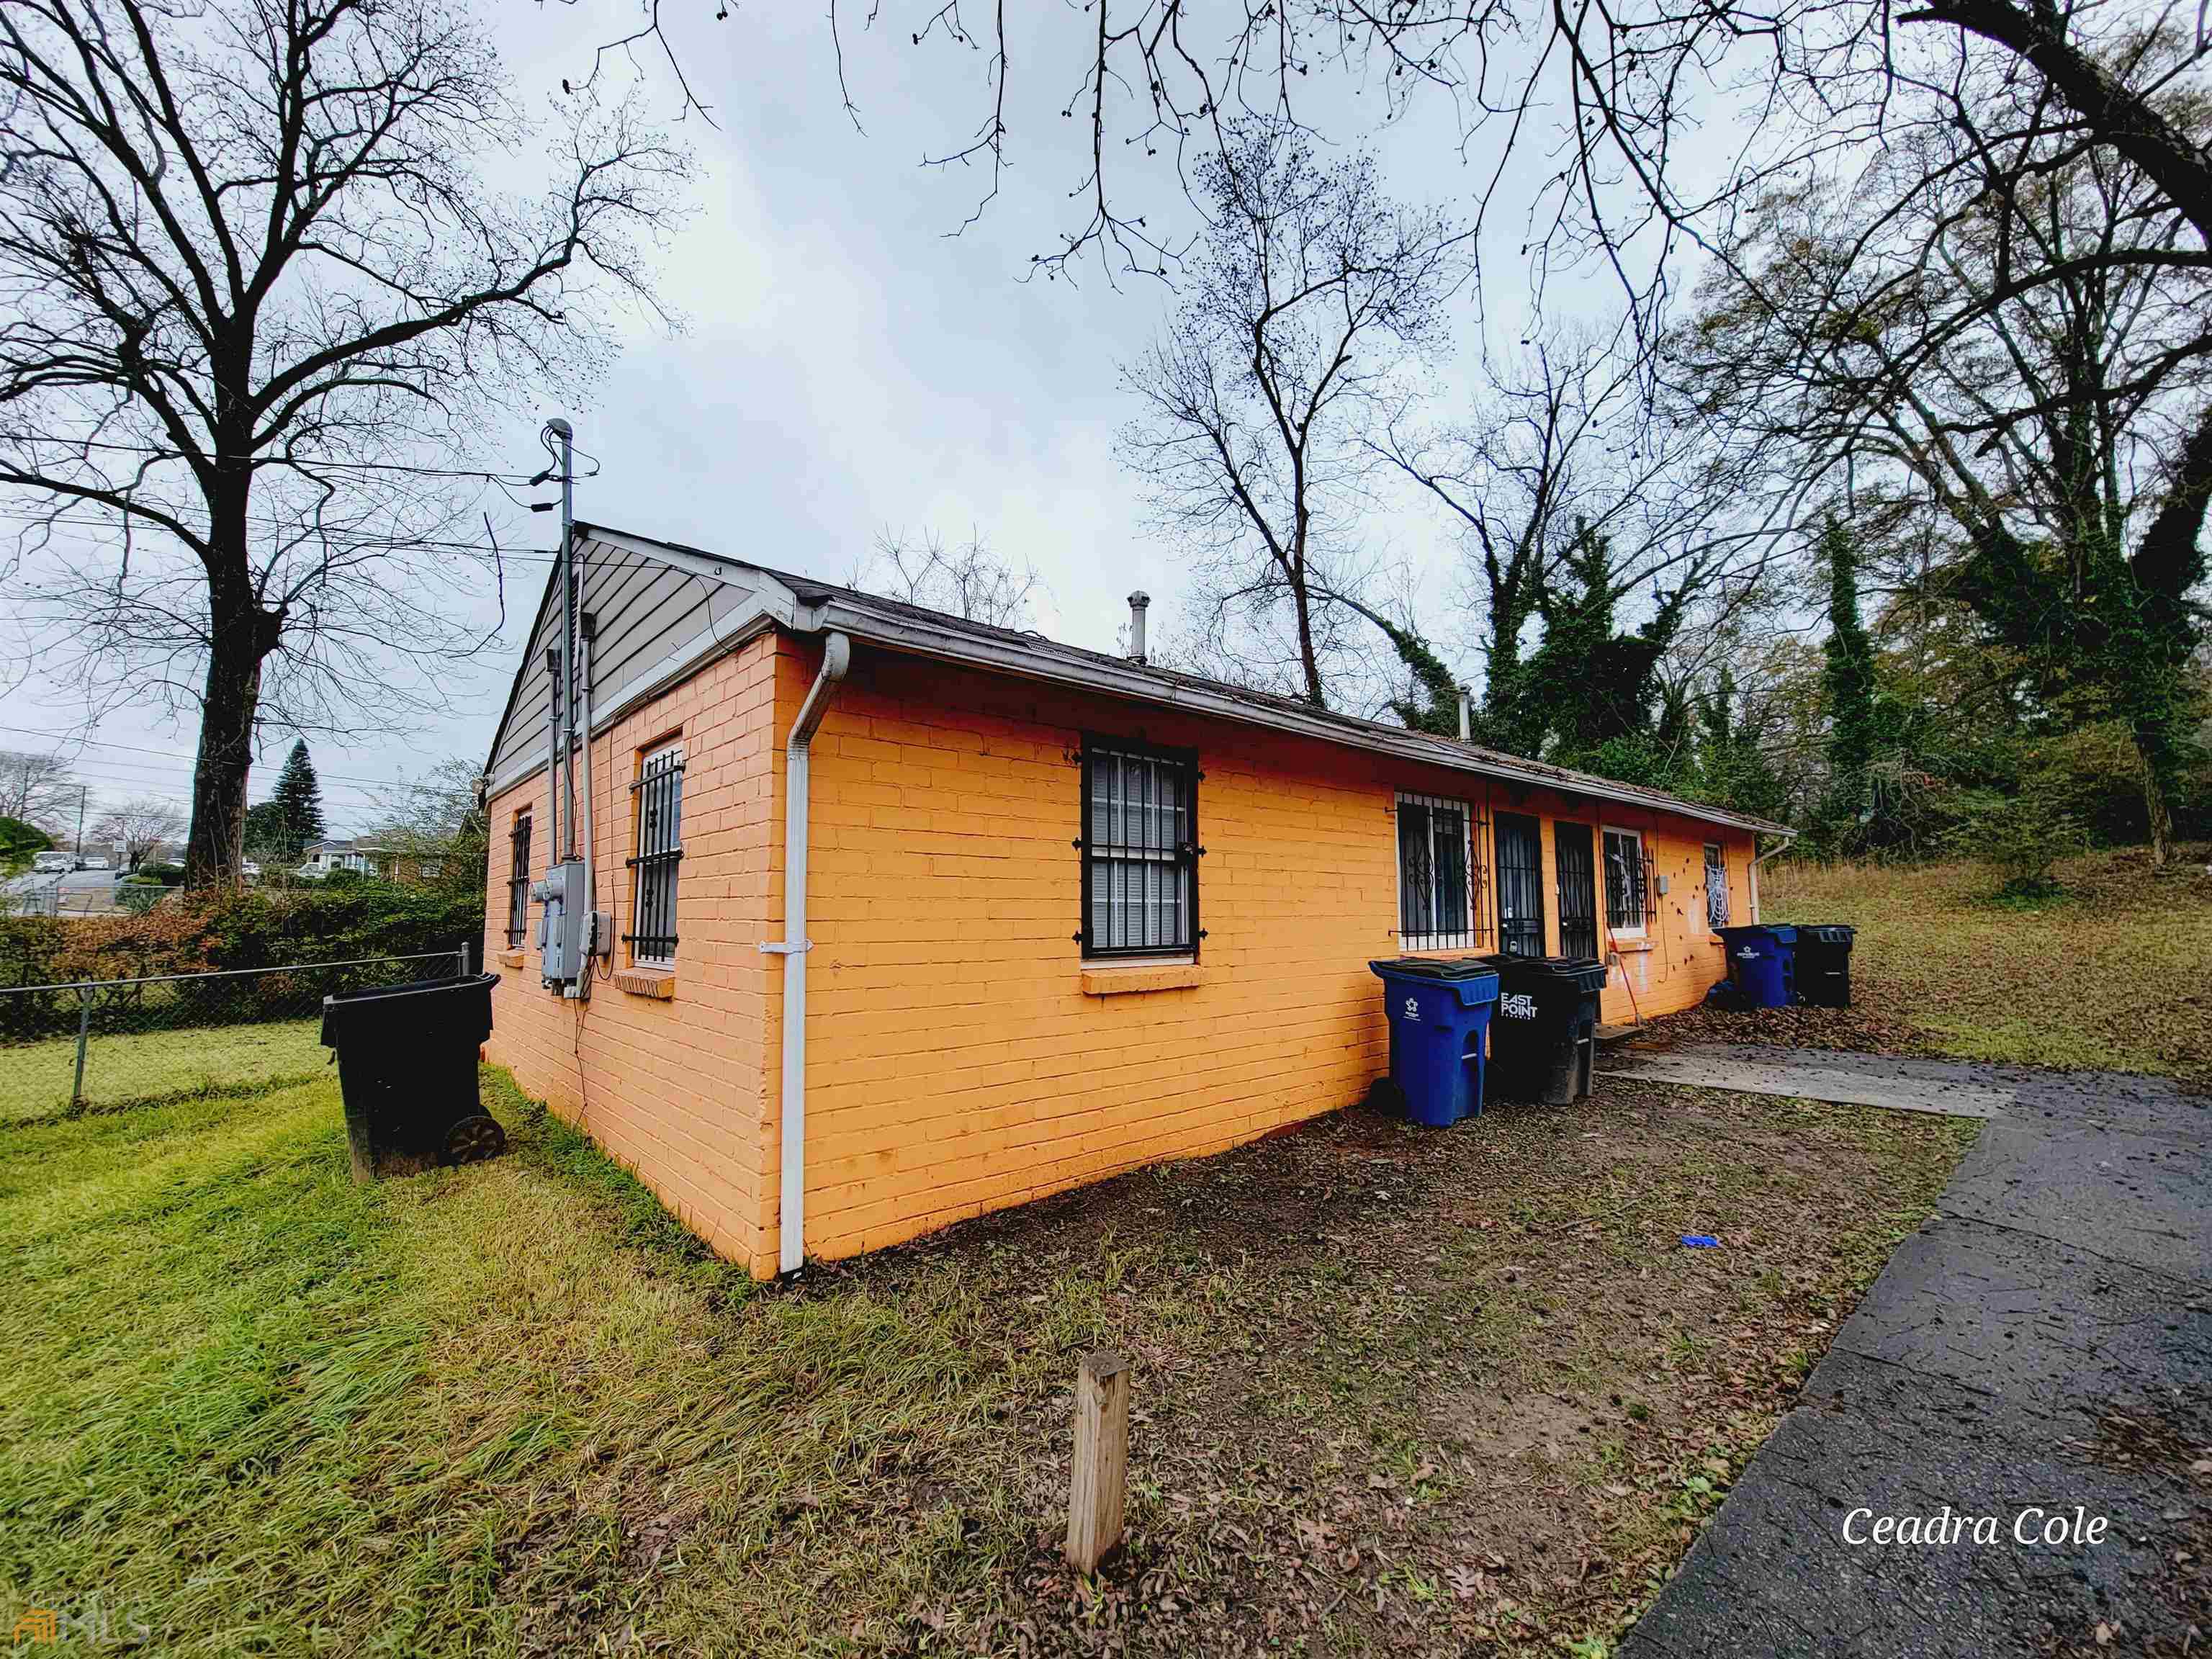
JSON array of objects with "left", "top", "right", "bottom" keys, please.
[
  {"left": 1495, "top": 811, "right": 1546, "bottom": 958},
  {"left": 1080, "top": 739, "right": 1198, "bottom": 957},
  {"left": 626, "top": 744, "right": 683, "bottom": 966},
  {"left": 1603, "top": 827, "right": 1647, "bottom": 935},
  {"left": 506, "top": 814, "right": 532, "bottom": 948},
  {"left": 1704, "top": 842, "right": 1730, "bottom": 929},
  {"left": 1397, "top": 793, "right": 1478, "bottom": 950}
]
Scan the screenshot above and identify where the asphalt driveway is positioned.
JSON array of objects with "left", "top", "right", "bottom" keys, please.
[{"left": 1611, "top": 1051, "right": 2211, "bottom": 1656}]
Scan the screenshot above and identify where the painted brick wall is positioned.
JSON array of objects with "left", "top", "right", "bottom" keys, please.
[
  {"left": 1483, "top": 778, "right": 1756, "bottom": 1022},
  {"left": 770, "top": 636, "right": 1758, "bottom": 1267},
  {"left": 482, "top": 634, "right": 781, "bottom": 1276}
]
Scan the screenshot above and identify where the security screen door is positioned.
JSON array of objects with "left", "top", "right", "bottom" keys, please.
[
  {"left": 1554, "top": 822, "right": 1599, "bottom": 960},
  {"left": 1495, "top": 812, "right": 1545, "bottom": 958}
]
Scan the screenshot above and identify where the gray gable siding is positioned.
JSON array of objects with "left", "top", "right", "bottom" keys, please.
[{"left": 482, "top": 532, "right": 797, "bottom": 793}]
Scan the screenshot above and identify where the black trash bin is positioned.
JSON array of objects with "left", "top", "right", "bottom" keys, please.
[
  {"left": 1478, "top": 955, "right": 1609, "bottom": 1105},
  {"left": 1792, "top": 925, "right": 1856, "bottom": 1007},
  {"left": 320, "top": 972, "right": 503, "bottom": 1181}
]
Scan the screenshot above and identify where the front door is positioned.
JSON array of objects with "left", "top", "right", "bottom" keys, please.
[
  {"left": 1496, "top": 812, "right": 1545, "bottom": 958},
  {"left": 1555, "top": 822, "right": 1599, "bottom": 960}
]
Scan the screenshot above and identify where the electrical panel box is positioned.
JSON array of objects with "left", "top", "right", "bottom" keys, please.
[
  {"left": 1655, "top": 873, "right": 1671, "bottom": 896},
  {"left": 534, "top": 859, "right": 585, "bottom": 985}
]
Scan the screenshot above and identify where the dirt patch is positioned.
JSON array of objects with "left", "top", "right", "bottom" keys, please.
[
  {"left": 1625, "top": 998, "right": 1938, "bottom": 1058},
  {"left": 770, "top": 1078, "right": 1976, "bottom": 1655}
]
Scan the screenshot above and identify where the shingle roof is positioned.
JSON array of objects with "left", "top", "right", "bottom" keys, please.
[{"left": 538, "top": 523, "right": 1792, "bottom": 837}]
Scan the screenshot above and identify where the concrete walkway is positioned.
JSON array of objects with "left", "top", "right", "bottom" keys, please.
[
  {"left": 1615, "top": 1049, "right": 2212, "bottom": 1657},
  {"left": 1604, "top": 1043, "right": 2015, "bottom": 1118}
]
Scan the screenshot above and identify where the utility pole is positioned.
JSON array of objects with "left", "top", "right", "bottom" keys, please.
[
  {"left": 548, "top": 416, "right": 577, "bottom": 863},
  {"left": 73, "top": 782, "right": 86, "bottom": 866}
]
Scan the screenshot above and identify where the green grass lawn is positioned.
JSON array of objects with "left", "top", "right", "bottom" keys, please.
[
  {"left": 0, "top": 1017, "right": 325, "bottom": 1123},
  {"left": 3, "top": 853, "right": 2193, "bottom": 1653},
  {"left": 1760, "top": 847, "right": 2212, "bottom": 1084},
  {"left": 0, "top": 1046, "right": 1972, "bottom": 1657}
]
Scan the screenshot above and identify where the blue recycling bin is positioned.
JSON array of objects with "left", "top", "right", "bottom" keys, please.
[
  {"left": 1369, "top": 958, "right": 1501, "bottom": 1127},
  {"left": 1714, "top": 925, "right": 1798, "bottom": 1010}
]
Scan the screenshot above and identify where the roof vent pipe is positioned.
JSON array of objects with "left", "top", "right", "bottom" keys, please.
[
  {"left": 1457, "top": 685, "right": 1472, "bottom": 742},
  {"left": 1127, "top": 591, "right": 1150, "bottom": 664}
]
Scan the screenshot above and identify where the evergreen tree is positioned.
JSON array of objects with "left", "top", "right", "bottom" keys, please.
[
  {"left": 1377, "top": 620, "right": 1465, "bottom": 737},
  {"left": 1694, "top": 665, "right": 1789, "bottom": 822},
  {"left": 1514, "top": 519, "right": 1698, "bottom": 779},
  {"left": 1820, "top": 518, "right": 1879, "bottom": 837},
  {"left": 270, "top": 741, "right": 326, "bottom": 860},
  {"left": 242, "top": 800, "right": 290, "bottom": 862}
]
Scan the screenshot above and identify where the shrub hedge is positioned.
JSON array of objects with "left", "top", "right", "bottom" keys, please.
[{"left": 0, "top": 884, "right": 485, "bottom": 991}]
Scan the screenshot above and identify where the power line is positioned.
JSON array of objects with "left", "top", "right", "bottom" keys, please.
[
  {"left": 0, "top": 508, "right": 703, "bottom": 572},
  {"left": 0, "top": 431, "right": 542, "bottom": 483},
  {"left": 0, "top": 729, "right": 477, "bottom": 796}
]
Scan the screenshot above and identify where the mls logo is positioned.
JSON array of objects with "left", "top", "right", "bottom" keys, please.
[
  {"left": 1402, "top": 997, "right": 1420, "bottom": 1020},
  {"left": 1498, "top": 992, "right": 1537, "bottom": 1020}
]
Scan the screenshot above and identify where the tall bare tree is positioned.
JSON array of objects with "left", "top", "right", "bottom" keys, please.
[
  {"left": 0, "top": 0, "right": 689, "bottom": 886},
  {"left": 595, "top": 3, "right": 2212, "bottom": 334},
  {"left": 1118, "top": 120, "right": 1470, "bottom": 708},
  {"left": 1685, "top": 61, "right": 2212, "bottom": 860},
  {"left": 861, "top": 527, "right": 1042, "bottom": 628},
  {"left": 0, "top": 750, "right": 78, "bottom": 830},
  {"left": 1372, "top": 324, "right": 1781, "bottom": 751},
  {"left": 89, "top": 797, "right": 186, "bottom": 870}
]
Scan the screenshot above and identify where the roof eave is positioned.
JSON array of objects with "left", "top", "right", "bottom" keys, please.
[
  {"left": 506, "top": 519, "right": 1791, "bottom": 838},
  {"left": 804, "top": 594, "right": 1792, "bottom": 837}
]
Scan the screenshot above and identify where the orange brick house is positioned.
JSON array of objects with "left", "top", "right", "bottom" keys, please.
[{"left": 480, "top": 523, "right": 1790, "bottom": 1279}]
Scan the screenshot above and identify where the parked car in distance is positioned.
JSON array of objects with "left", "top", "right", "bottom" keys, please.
[
  {"left": 77, "top": 856, "right": 111, "bottom": 871},
  {"left": 32, "top": 852, "right": 71, "bottom": 874}
]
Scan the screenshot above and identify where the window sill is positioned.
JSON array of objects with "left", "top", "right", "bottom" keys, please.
[
  {"left": 1080, "top": 963, "right": 1203, "bottom": 997},
  {"left": 613, "top": 969, "right": 676, "bottom": 1000},
  {"left": 498, "top": 948, "right": 526, "bottom": 969},
  {"left": 1610, "top": 938, "right": 1654, "bottom": 953}
]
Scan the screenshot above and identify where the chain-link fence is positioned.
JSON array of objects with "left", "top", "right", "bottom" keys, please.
[
  {"left": 0, "top": 949, "right": 472, "bottom": 1120},
  {"left": 2, "top": 878, "right": 143, "bottom": 919}
]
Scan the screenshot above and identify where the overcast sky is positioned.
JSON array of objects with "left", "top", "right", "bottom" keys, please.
[{"left": 4, "top": 2, "right": 1675, "bottom": 837}]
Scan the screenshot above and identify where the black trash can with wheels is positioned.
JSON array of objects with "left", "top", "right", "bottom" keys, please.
[
  {"left": 1478, "top": 955, "right": 1609, "bottom": 1105},
  {"left": 1792, "top": 925, "right": 1856, "bottom": 1007},
  {"left": 320, "top": 973, "right": 503, "bottom": 1181}
]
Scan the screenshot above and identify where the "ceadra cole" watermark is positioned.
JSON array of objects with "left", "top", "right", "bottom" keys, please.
[{"left": 1843, "top": 1506, "right": 2110, "bottom": 1548}]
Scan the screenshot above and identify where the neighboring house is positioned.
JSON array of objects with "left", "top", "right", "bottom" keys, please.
[
  {"left": 480, "top": 523, "right": 1790, "bottom": 1280},
  {"left": 299, "top": 837, "right": 387, "bottom": 877}
]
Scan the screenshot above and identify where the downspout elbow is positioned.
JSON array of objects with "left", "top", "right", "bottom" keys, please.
[{"left": 787, "top": 632, "right": 852, "bottom": 758}]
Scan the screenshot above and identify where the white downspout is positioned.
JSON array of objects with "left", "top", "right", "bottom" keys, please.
[
  {"left": 1749, "top": 832, "right": 1796, "bottom": 923},
  {"left": 765, "top": 632, "right": 851, "bottom": 1274}
]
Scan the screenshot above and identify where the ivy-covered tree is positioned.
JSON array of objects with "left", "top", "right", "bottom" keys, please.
[
  {"left": 1693, "top": 666, "right": 1789, "bottom": 823},
  {"left": 1820, "top": 520, "right": 1880, "bottom": 838},
  {"left": 1512, "top": 521, "right": 1701, "bottom": 779}
]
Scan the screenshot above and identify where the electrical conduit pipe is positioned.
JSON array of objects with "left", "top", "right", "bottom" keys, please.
[{"left": 765, "top": 633, "right": 851, "bottom": 1274}]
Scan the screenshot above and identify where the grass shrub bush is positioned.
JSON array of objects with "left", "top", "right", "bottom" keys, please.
[{"left": 0, "top": 884, "right": 485, "bottom": 991}]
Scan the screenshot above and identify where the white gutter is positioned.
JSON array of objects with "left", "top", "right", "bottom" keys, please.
[
  {"left": 802, "top": 593, "right": 1791, "bottom": 837},
  {"left": 763, "top": 631, "right": 852, "bottom": 1275},
  {"left": 488, "top": 525, "right": 1788, "bottom": 838}
]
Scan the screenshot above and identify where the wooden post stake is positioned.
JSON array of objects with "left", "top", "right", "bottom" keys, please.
[{"left": 1065, "top": 1349, "right": 1130, "bottom": 1573}]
